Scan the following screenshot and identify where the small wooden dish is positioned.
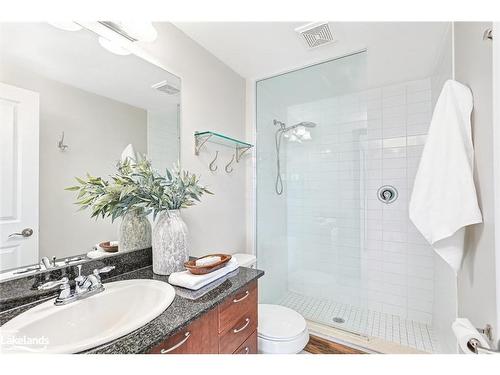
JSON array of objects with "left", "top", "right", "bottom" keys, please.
[
  {"left": 184, "top": 254, "right": 232, "bottom": 275},
  {"left": 99, "top": 241, "right": 119, "bottom": 253}
]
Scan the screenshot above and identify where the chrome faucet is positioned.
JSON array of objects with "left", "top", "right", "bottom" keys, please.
[{"left": 38, "top": 265, "right": 115, "bottom": 306}]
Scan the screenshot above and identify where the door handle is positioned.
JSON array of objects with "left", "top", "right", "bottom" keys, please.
[{"left": 8, "top": 228, "right": 33, "bottom": 238}]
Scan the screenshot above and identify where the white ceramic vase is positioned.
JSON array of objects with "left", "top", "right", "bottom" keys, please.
[
  {"left": 152, "top": 209, "right": 189, "bottom": 275},
  {"left": 118, "top": 209, "right": 152, "bottom": 252}
]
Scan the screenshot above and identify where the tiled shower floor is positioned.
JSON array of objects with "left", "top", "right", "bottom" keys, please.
[{"left": 278, "top": 291, "right": 438, "bottom": 353}]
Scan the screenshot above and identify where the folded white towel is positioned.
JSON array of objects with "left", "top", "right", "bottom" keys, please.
[
  {"left": 168, "top": 258, "right": 239, "bottom": 290},
  {"left": 174, "top": 269, "right": 240, "bottom": 300},
  {"left": 86, "top": 249, "right": 113, "bottom": 259},
  {"left": 409, "top": 80, "right": 482, "bottom": 272},
  {"left": 195, "top": 256, "right": 222, "bottom": 267}
]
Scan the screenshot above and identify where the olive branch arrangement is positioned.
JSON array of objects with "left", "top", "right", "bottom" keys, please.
[{"left": 66, "top": 159, "right": 212, "bottom": 221}]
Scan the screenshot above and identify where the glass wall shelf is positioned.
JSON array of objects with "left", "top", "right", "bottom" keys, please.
[{"left": 194, "top": 131, "right": 253, "bottom": 162}]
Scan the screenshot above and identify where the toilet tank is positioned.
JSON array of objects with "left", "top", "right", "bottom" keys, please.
[{"left": 232, "top": 253, "right": 257, "bottom": 268}]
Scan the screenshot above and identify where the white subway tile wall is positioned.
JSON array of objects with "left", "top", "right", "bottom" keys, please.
[{"left": 284, "top": 78, "right": 434, "bottom": 326}]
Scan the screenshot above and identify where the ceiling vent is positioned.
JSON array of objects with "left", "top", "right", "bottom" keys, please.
[
  {"left": 295, "top": 22, "right": 335, "bottom": 49},
  {"left": 152, "top": 81, "right": 180, "bottom": 95}
]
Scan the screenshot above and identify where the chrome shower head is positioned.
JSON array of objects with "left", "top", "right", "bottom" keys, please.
[
  {"left": 295, "top": 121, "right": 316, "bottom": 128},
  {"left": 284, "top": 121, "right": 317, "bottom": 132}
]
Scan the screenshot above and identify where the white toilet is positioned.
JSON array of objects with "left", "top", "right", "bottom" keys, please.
[{"left": 232, "top": 253, "right": 310, "bottom": 354}]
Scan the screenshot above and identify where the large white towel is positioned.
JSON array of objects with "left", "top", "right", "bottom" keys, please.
[
  {"left": 168, "top": 258, "right": 239, "bottom": 290},
  {"left": 409, "top": 80, "right": 482, "bottom": 272}
]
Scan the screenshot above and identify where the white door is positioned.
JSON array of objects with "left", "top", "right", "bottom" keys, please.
[{"left": 0, "top": 82, "right": 39, "bottom": 271}]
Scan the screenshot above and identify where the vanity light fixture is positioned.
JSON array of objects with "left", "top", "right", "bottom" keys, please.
[
  {"left": 47, "top": 21, "right": 158, "bottom": 56},
  {"left": 48, "top": 21, "right": 82, "bottom": 32},
  {"left": 95, "top": 21, "right": 157, "bottom": 56},
  {"left": 98, "top": 36, "right": 132, "bottom": 56},
  {"left": 98, "top": 21, "right": 158, "bottom": 43}
]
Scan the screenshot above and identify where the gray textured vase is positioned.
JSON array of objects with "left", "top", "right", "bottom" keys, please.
[
  {"left": 152, "top": 209, "right": 189, "bottom": 275},
  {"left": 118, "top": 210, "right": 152, "bottom": 252}
]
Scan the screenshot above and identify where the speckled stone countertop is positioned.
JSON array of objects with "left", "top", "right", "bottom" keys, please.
[{"left": 0, "top": 265, "right": 264, "bottom": 354}]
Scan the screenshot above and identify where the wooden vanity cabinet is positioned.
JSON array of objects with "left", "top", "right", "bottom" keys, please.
[
  {"left": 148, "top": 308, "right": 219, "bottom": 354},
  {"left": 149, "top": 281, "right": 258, "bottom": 354}
]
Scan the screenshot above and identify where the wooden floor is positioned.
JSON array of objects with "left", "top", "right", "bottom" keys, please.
[{"left": 304, "top": 335, "right": 367, "bottom": 354}]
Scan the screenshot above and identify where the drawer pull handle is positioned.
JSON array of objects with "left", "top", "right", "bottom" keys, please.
[
  {"left": 243, "top": 347, "right": 250, "bottom": 354},
  {"left": 233, "top": 290, "right": 249, "bottom": 303},
  {"left": 233, "top": 318, "right": 250, "bottom": 334},
  {"left": 160, "top": 331, "right": 191, "bottom": 353}
]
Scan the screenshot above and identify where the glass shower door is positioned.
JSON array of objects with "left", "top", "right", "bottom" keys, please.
[{"left": 256, "top": 51, "right": 369, "bottom": 335}]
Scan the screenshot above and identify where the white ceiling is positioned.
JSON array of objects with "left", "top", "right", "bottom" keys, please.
[
  {"left": 174, "top": 22, "right": 450, "bottom": 86},
  {"left": 0, "top": 23, "right": 180, "bottom": 111}
]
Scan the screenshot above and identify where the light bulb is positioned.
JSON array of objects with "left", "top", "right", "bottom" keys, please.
[
  {"left": 98, "top": 37, "right": 131, "bottom": 56},
  {"left": 48, "top": 22, "right": 82, "bottom": 31}
]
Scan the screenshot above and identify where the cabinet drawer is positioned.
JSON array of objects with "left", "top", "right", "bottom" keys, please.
[
  {"left": 218, "top": 281, "right": 257, "bottom": 333},
  {"left": 219, "top": 309, "right": 258, "bottom": 354},
  {"left": 233, "top": 330, "right": 257, "bottom": 354},
  {"left": 149, "top": 309, "right": 218, "bottom": 354}
]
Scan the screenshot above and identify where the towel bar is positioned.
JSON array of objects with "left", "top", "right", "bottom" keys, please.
[{"left": 467, "top": 338, "right": 500, "bottom": 354}]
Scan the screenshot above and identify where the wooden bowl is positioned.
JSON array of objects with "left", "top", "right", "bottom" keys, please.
[
  {"left": 184, "top": 254, "right": 232, "bottom": 275},
  {"left": 99, "top": 241, "right": 119, "bottom": 253}
]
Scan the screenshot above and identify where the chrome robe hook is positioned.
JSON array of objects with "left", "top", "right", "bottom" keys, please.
[
  {"left": 209, "top": 151, "right": 219, "bottom": 171},
  {"left": 225, "top": 153, "right": 235, "bottom": 173},
  {"left": 58, "top": 131, "right": 68, "bottom": 151}
]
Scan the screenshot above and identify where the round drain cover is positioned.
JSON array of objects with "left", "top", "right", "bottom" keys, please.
[{"left": 332, "top": 317, "right": 345, "bottom": 324}]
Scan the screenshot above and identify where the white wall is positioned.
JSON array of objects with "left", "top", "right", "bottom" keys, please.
[
  {"left": 138, "top": 23, "right": 247, "bottom": 256},
  {"left": 1, "top": 64, "right": 147, "bottom": 260},
  {"left": 454, "top": 22, "right": 498, "bottom": 348}
]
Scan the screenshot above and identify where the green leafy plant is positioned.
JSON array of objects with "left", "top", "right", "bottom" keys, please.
[{"left": 66, "top": 159, "right": 212, "bottom": 221}]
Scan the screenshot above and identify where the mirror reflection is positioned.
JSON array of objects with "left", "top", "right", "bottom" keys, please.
[{"left": 0, "top": 22, "right": 181, "bottom": 277}]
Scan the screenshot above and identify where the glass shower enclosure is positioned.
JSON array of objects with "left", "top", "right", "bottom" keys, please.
[
  {"left": 257, "top": 50, "right": 369, "bottom": 327},
  {"left": 256, "top": 51, "right": 437, "bottom": 352}
]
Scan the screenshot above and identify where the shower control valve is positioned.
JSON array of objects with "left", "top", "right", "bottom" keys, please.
[{"left": 377, "top": 185, "right": 398, "bottom": 204}]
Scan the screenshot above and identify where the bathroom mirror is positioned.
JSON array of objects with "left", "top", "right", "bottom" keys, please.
[{"left": 0, "top": 23, "right": 181, "bottom": 277}]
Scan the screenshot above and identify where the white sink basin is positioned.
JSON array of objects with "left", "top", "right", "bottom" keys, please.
[{"left": 0, "top": 279, "right": 175, "bottom": 353}]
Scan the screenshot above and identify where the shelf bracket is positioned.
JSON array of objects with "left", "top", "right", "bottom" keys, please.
[
  {"left": 194, "top": 134, "right": 212, "bottom": 155},
  {"left": 235, "top": 145, "right": 251, "bottom": 163}
]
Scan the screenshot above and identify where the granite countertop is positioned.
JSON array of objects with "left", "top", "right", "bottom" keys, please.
[{"left": 0, "top": 265, "right": 264, "bottom": 354}]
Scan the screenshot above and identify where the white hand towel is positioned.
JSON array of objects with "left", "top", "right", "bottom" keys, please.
[
  {"left": 121, "top": 143, "right": 137, "bottom": 163},
  {"left": 409, "top": 80, "right": 482, "bottom": 272},
  {"left": 86, "top": 249, "right": 113, "bottom": 259},
  {"left": 168, "top": 258, "right": 239, "bottom": 290}
]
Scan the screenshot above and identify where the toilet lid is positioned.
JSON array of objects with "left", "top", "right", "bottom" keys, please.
[{"left": 258, "top": 304, "right": 307, "bottom": 341}]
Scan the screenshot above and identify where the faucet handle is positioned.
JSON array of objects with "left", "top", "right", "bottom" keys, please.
[
  {"left": 92, "top": 265, "right": 115, "bottom": 284},
  {"left": 93, "top": 265, "right": 115, "bottom": 277},
  {"left": 75, "top": 264, "right": 85, "bottom": 284},
  {"left": 38, "top": 277, "right": 70, "bottom": 290}
]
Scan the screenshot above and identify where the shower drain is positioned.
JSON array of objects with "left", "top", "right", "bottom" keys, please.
[{"left": 332, "top": 317, "right": 345, "bottom": 324}]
